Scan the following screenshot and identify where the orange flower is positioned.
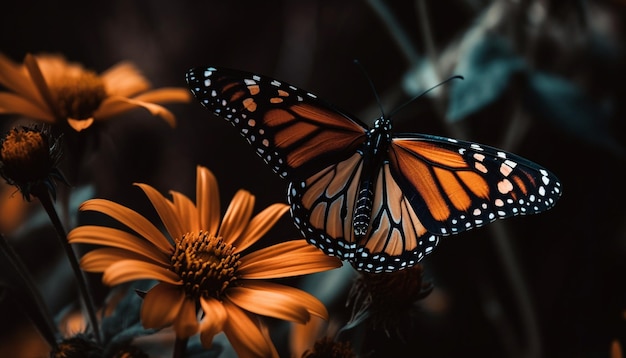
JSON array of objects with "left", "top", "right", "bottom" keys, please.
[
  {"left": 68, "top": 166, "right": 342, "bottom": 357},
  {"left": 0, "top": 53, "right": 190, "bottom": 131}
]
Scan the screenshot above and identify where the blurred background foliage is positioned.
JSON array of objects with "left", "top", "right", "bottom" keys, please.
[{"left": 0, "top": 0, "right": 625, "bottom": 357}]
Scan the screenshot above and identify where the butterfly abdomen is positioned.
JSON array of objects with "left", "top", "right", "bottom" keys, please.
[
  {"left": 354, "top": 184, "right": 374, "bottom": 238},
  {"left": 353, "top": 119, "right": 392, "bottom": 238}
]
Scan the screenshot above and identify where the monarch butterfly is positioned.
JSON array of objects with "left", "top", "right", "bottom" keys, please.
[{"left": 186, "top": 66, "right": 561, "bottom": 273}]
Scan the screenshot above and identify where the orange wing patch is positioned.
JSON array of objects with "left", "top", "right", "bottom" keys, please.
[
  {"left": 263, "top": 107, "right": 365, "bottom": 170},
  {"left": 247, "top": 84, "right": 260, "bottom": 95},
  {"left": 457, "top": 171, "right": 489, "bottom": 198},
  {"left": 433, "top": 167, "right": 471, "bottom": 211},
  {"left": 393, "top": 140, "right": 468, "bottom": 168},
  {"left": 242, "top": 98, "right": 257, "bottom": 112},
  {"left": 390, "top": 144, "right": 451, "bottom": 221},
  {"left": 511, "top": 175, "right": 528, "bottom": 195},
  {"left": 291, "top": 103, "right": 365, "bottom": 133},
  {"left": 301, "top": 153, "right": 363, "bottom": 243}
]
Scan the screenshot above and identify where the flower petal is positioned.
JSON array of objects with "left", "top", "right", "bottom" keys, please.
[
  {"left": 196, "top": 166, "right": 220, "bottom": 236},
  {"left": 103, "top": 259, "right": 181, "bottom": 286},
  {"left": 0, "top": 53, "right": 47, "bottom": 109},
  {"left": 230, "top": 203, "right": 288, "bottom": 252},
  {"left": 0, "top": 92, "right": 55, "bottom": 121},
  {"left": 66, "top": 117, "right": 94, "bottom": 132},
  {"left": 219, "top": 190, "right": 255, "bottom": 246},
  {"left": 80, "top": 248, "right": 165, "bottom": 272},
  {"left": 173, "top": 297, "right": 200, "bottom": 339},
  {"left": 135, "top": 183, "right": 184, "bottom": 240},
  {"left": 100, "top": 61, "right": 151, "bottom": 97},
  {"left": 169, "top": 190, "right": 199, "bottom": 233},
  {"left": 141, "top": 282, "right": 185, "bottom": 329},
  {"left": 79, "top": 199, "right": 172, "bottom": 253},
  {"left": 23, "top": 54, "right": 58, "bottom": 119},
  {"left": 132, "top": 87, "right": 191, "bottom": 104},
  {"left": 68, "top": 226, "right": 170, "bottom": 263},
  {"left": 199, "top": 297, "right": 227, "bottom": 348},
  {"left": 239, "top": 240, "right": 342, "bottom": 279},
  {"left": 94, "top": 96, "right": 176, "bottom": 127},
  {"left": 289, "top": 316, "right": 327, "bottom": 358},
  {"left": 226, "top": 280, "right": 328, "bottom": 323},
  {"left": 222, "top": 301, "right": 278, "bottom": 358}
]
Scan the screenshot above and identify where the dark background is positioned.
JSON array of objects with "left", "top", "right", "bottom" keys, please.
[{"left": 0, "top": 1, "right": 625, "bottom": 357}]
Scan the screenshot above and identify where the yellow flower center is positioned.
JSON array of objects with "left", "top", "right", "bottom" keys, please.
[
  {"left": 0, "top": 128, "right": 51, "bottom": 182},
  {"left": 170, "top": 231, "right": 241, "bottom": 300},
  {"left": 50, "top": 70, "right": 107, "bottom": 120}
]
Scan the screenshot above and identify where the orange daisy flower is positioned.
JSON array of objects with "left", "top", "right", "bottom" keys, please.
[
  {"left": 0, "top": 53, "right": 190, "bottom": 131},
  {"left": 67, "top": 166, "right": 342, "bottom": 357}
]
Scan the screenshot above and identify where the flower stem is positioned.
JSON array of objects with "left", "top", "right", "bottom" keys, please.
[
  {"left": 172, "top": 336, "right": 188, "bottom": 358},
  {"left": 32, "top": 184, "right": 101, "bottom": 344}
]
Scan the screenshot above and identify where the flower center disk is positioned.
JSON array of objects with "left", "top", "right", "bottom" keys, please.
[
  {"left": 50, "top": 70, "right": 107, "bottom": 120},
  {"left": 170, "top": 231, "right": 240, "bottom": 300},
  {"left": 0, "top": 128, "right": 52, "bottom": 182}
]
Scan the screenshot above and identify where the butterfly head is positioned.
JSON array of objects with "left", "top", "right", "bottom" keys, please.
[
  {"left": 373, "top": 115, "right": 392, "bottom": 132},
  {"left": 368, "top": 115, "right": 392, "bottom": 153}
]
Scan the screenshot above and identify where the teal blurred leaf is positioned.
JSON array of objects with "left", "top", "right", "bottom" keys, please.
[
  {"left": 447, "top": 34, "right": 526, "bottom": 122},
  {"left": 402, "top": 59, "right": 441, "bottom": 98},
  {"left": 100, "top": 281, "right": 156, "bottom": 356},
  {"left": 525, "top": 71, "right": 624, "bottom": 155}
]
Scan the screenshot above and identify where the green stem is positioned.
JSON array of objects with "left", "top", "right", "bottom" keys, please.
[
  {"left": 33, "top": 184, "right": 101, "bottom": 344},
  {"left": 172, "top": 336, "right": 188, "bottom": 358}
]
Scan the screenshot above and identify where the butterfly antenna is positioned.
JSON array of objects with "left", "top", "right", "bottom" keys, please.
[
  {"left": 353, "top": 59, "right": 386, "bottom": 118},
  {"left": 388, "top": 75, "right": 464, "bottom": 118}
]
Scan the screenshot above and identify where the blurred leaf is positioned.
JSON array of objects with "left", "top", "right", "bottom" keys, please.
[
  {"left": 100, "top": 281, "right": 156, "bottom": 356},
  {"left": 447, "top": 34, "right": 526, "bottom": 122},
  {"left": 524, "top": 71, "right": 624, "bottom": 156},
  {"left": 402, "top": 59, "right": 441, "bottom": 97}
]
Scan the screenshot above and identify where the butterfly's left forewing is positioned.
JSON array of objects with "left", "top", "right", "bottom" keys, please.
[
  {"left": 186, "top": 67, "right": 367, "bottom": 179},
  {"left": 388, "top": 134, "right": 562, "bottom": 235}
]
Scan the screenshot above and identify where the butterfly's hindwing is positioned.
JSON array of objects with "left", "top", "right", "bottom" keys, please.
[
  {"left": 389, "top": 134, "right": 562, "bottom": 235},
  {"left": 288, "top": 152, "right": 439, "bottom": 273},
  {"left": 186, "top": 67, "right": 367, "bottom": 179}
]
